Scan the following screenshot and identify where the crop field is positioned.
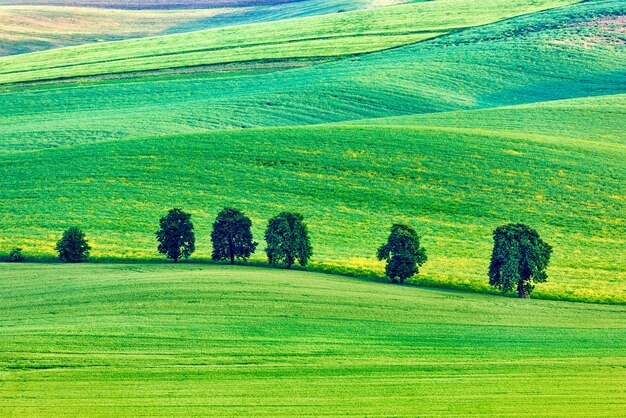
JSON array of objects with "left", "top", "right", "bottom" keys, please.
[
  {"left": 0, "top": 6, "right": 235, "bottom": 56},
  {"left": 1, "top": 0, "right": 623, "bottom": 149},
  {"left": 0, "top": 1, "right": 409, "bottom": 56},
  {"left": 2, "top": 0, "right": 626, "bottom": 414},
  {"left": 0, "top": 0, "right": 576, "bottom": 84},
  {"left": 1, "top": 118, "right": 624, "bottom": 302},
  {"left": 1, "top": 264, "right": 625, "bottom": 415},
  {"left": 0, "top": 0, "right": 625, "bottom": 305}
]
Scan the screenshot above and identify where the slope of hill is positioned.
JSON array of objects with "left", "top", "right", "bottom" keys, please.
[
  {"left": 0, "top": 1, "right": 412, "bottom": 56},
  {"left": 0, "top": 0, "right": 574, "bottom": 83},
  {"left": 1, "top": 264, "right": 625, "bottom": 415},
  {"left": 0, "top": 0, "right": 316, "bottom": 7},
  {"left": 1, "top": 111, "right": 624, "bottom": 302},
  {"left": 0, "top": 0, "right": 624, "bottom": 304},
  {"left": 0, "top": 6, "right": 235, "bottom": 56},
  {"left": 351, "top": 94, "right": 626, "bottom": 145},
  {"left": 0, "top": 0, "right": 623, "bottom": 150}
]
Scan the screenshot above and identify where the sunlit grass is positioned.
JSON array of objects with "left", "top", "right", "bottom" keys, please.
[
  {"left": 2, "top": 123, "right": 624, "bottom": 303},
  {"left": 0, "top": 263, "right": 625, "bottom": 415}
]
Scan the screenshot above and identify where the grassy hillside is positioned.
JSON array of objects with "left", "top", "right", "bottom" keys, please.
[
  {"left": 1, "top": 0, "right": 623, "bottom": 150},
  {"left": 1, "top": 264, "right": 624, "bottom": 415},
  {"left": 0, "top": 6, "right": 234, "bottom": 56},
  {"left": 1, "top": 115, "right": 624, "bottom": 302},
  {"left": 353, "top": 94, "right": 626, "bottom": 145},
  {"left": 0, "top": 0, "right": 575, "bottom": 84},
  {"left": 0, "top": 0, "right": 310, "bottom": 7},
  {"left": 0, "top": 1, "right": 410, "bottom": 56}
]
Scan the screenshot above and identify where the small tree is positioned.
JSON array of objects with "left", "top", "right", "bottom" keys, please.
[
  {"left": 56, "top": 227, "right": 91, "bottom": 263},
  {"left": 211, "top": 207, "right": 257, "bottom": 264},
  {"left": 377, "top": 223, "right": 427, "bottom": 283},
  {"left": 265, "top": 212, "right": 312, "bottom": 269},
  {"left": 488, "top": 223, "right": 552, "bottom": 298},
  {"left": 9, "top": 247, "right": 25, "bottom": 262},
  {"left": 155, "top": 208, "right": 195, "bottom": 262}
]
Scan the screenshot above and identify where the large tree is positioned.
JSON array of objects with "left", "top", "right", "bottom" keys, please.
[
  {"left": 377, "top": 223, "right": 427, "bottom": 283},
  {"left": 265, "top": 212, "right": 312, "bottom": 269},
  {"left": 155, "top": 208, "right": 195, "bottom": 262},
  {"left": 211, "top": 207, "right": 257, "bottom": 264},
  {"left": 56, "top": 226, "right": 91, "bottom": 263},
  {"left": 488, "top": 223, "right": 552, "bottom": 298}
]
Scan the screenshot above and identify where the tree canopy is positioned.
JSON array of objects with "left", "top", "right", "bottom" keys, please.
[
  {"left": 488, "top": 223, "right": 552, "bottom": 298},
  {"left": 56, "top": 226, "right": 91, "bottom": 263},
  {"left": 155, "top": 208, "right": 195, "bottom": 262},
  {"left": 377, "top": 223, "right": 427, "bottom": 283},
  {"left": 265, "top": 212, "right": 312, "bottom": 269},
  {"left": 211, "top": 207, "right": 257, "bottom": 264}
]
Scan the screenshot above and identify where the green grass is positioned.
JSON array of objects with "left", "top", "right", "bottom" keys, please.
[
  {"left": 0, "top": 0, "right": 576, "bottom": 84},
  {"left": 351, "top": 94, "right": 626, "bottom": 145},
  {"left": 1, "top": 113, "right": 624, "bottom": 303},
  {"left": 0, "top": 1, "right": 415, "bottom": 56},
  {"left": 0, "top": 6, "right": 236, "bottom": 56},
  {"left": 1, "top": 0, "right": 623, "bottom": 150},
  {"left": 1, "top": 263, "right": 624, "bottom": 415}
]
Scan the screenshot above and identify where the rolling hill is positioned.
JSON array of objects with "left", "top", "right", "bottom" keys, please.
[
  {"left": 1, "top": 264, "right": 625, "bottom": 415},
  {"left": 1, "top": 0, "right": 623, "bottom": 151},
  {"left": 1, "top": 0, "right": 626, "bottom": 414},
  {"left": 0, "top": 0, "right": 624, "bottom": 305},
  {"left": 1, "top": 103, "right": 624, "bottom": 302},
  {"left": 0, "top": 0, "right": 411, "bottom": 56}
]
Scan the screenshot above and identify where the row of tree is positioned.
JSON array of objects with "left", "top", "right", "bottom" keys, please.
[
  {"left": 11, "top": 207, "right": 553, "bottom": 298},
  {"left": 155, "top": 208, "right": 313, "bottom": 269}
]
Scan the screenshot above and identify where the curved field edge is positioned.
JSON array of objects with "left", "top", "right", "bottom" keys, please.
[
  {"left": 0, "top": 263, "right": 625, "bottom": 416},
  {"left": 0, "top": 0, "right": 577, "bottom": 84},
  {"left": 1, "top": 125, "right": 624, "bottom": 304},
  {"left": 1, "top": 0, "right": 623, "bottom": 151},
  {"left": 0, "top": 1, "right": 416, "bottom": 56},
  {"left": 344, "top": 94, "right": 626, "bottom": 145}
]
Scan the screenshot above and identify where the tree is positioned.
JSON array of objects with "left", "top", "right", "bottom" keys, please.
[
  {"left": 56, "top": 227, "right": 91, "bottom": 263},
  {"left": 488, "top": 223, "right": 552, "bottom": 298},
  {"left": 265, "top": 212, "right": 312, "bottom": 269},
  {"left": 211, "top": 207, "right": 257, "bottom": 264},
  {"left": 377, "top": 223, "right": 427, "bottom": 283},
  {"left": 9, "top": 247, "right": 25, "bottom": 262},
  {"left": 155, "top": 208, "right": 195, "bottom": 262}
]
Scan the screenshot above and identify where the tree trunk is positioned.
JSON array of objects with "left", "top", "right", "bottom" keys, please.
[
  {"left": 229, "top": 239, "right": 235, "bottom": 265},
  {"left": 517, "top": 280, "right": 528, "bottom": 298}
]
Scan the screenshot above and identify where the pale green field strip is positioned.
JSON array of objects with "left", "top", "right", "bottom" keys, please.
[
  {"left": 0, "top": 0, "right": 622, "bottom": 150},
  {"left": 1, "top": 123, "right": 624, "bottom": 303},
  {"left": 0, "top": 0, "right": 577, "bottom": 84},
  {"left": 0, "top": 1, "right": 415, "bottom": 56},
  {"left": 0, "top": 6, "right": 236, "bottom": 56},
  {"left": 347, "top": 94, "right": 626, "bottom": 145},
  {"left": 0, "top": 264, "right": 624, "bottom": 416}
]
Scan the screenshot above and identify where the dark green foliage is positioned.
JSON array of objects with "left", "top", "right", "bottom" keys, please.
[
  {"left": 211, "top": 207, "right": 257, "bottom": 264},
  {"left": 55, "top": 227, "right": 91, "bottom": 263},
  {"left": 488, "top": 223, "right": 553, "bottom": 298},
  {"left": 377, "top": 223, "right": 427, "bottom": 283},
  {"left": 155, "top": 208, "right": 195, "bottom": 262},
  {"left": 265, "top": 212, "right": 312, "bottom": 269},
  {"left": 8, "top": 247, "right": 25, "bottom": 262}
]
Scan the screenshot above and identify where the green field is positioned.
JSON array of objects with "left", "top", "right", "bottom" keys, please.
[
  {"left": 2, "top": 0, "right": 626, "bottom": 414},
  {"left": 0, "top": 1, "right": 411, "bottom": 56},
  {"left": 0, "top": 5, "right": 624, "bottom": 280},
  {"left": 1, "top": 0, "right": 623, "bottom": 149},
  {"left": 2, "top": 108, "right": 625, "bottom": 302},
  {"left": 1, "top": 0, "right": 625, "bottom": 304},
  {"left": 0, "top": 0, "right": 575, "bottom": 84},
  {"left": 1, "top": 264, "right": 624, "bottom": 415}
]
